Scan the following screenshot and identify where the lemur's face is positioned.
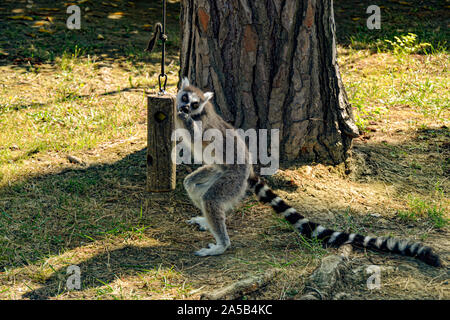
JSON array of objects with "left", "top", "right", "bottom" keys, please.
[
  {"left": 176, "top": 78, "right": 213, "bottom": 117},
  {"left": 177, "top": 90, "right": 201, "bottom": 115}
]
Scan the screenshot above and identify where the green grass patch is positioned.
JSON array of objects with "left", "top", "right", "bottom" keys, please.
[{"left": 398, "top": 196, "right": 449, "bottom": 229}]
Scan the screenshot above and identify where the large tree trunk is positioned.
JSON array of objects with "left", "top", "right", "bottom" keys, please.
[{"left": 179, "top": 0, "right": 359, "bottom": 164}]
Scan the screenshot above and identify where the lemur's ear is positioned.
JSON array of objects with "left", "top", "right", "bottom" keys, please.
[
  {"left": 204, "top": 92, "right": 214, "bottom": 102},
  {"left": 181, "top": 77, "right": 190, "bottom": 89}
]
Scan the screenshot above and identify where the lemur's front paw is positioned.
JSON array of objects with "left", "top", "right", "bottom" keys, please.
[
  {"left": 187, "top": 216, "right": 209, "bottom": 231},
  {"left": 177, "top": 111, "right": 189, "bottom": 121},
  {"left": 194, "top": 243, "right": 227, "bottom": 256}
]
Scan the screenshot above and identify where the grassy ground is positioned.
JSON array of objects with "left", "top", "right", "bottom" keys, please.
[{"left": 0, "top": 0, "right": 448, "bottom": 299}]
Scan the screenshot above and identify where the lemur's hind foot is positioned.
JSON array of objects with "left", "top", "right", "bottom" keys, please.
[{"left": 194, "top": 243, "right": 229, "bottom": 256}]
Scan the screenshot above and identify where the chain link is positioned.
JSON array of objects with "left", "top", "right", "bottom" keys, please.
[{"left": 145, "top": 0, "right": 168, "bottom": 94}]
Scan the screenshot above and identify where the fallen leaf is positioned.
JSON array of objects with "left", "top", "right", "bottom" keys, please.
[
  {"left": 38, "top": 27, "right": 56, "bottom": 34},
  {"left": 9, "top": 15, "right": 34, "bottom": 21},
  {"left": 107, "top": 11, "right": 124, "bottom": 19},
  {"left": 33, "top": 21, "right": 48, "bottom": 27},
  {"left": 97, "top": 34, "right": 105, "bottom": 40},
  {"left": 37, "top": 8, "right": 60, "bottom": 11},
  {"left": 102, "top": 1, "right": 119, "bottom": 7}
]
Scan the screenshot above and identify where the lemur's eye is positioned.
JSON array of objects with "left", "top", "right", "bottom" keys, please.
[
  {"left": 182, "top": 94, "right": 188, "bottom": 103},
  {"left": 191, "top": 102, "right": 199, "bottom": 109}
]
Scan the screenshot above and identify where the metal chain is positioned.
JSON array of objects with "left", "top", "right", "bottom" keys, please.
[{"left": 145, "top": 0, "right": 168, "bottom": 94}]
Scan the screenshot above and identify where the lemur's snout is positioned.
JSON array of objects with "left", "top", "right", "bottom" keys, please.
[{"left": 180, "top": 105, "right": 190, "bottom": 113}]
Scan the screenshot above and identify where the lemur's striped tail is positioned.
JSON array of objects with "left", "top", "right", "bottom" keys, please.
[{"left": 248, "top": 176, "right": 442, "bottom": 267}]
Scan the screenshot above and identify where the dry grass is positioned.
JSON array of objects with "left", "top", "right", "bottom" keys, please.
[{"left": 0, "top": 0, "right": 448, "bottom": 300}]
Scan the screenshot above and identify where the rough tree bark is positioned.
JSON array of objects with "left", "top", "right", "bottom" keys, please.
[{"left": 179, "top": 0, "right": 359, "bottom": 164}]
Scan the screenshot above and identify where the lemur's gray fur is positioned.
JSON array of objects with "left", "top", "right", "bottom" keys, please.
[
  {"left": 175, "top": 78, "right": 442, "bottom": 267},
  {"left": 176, "top": 77, "right": 251, "bottom": 256}
]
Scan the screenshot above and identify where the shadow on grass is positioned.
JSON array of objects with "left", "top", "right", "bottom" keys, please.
[
  {"left": 333, "top": 0, "right": 448, "bottom": 52},
  {"left": 0, "top": 138, "right": 446, "bottom": 299},
  {"left": 0, "top": 146, "right": 209, "bottom": 299},
  {"left": 275, "top": 125, "right": 449, "bottom": 197},
  {"left": 0, "top": 0, "right": 181, "bottom": 70},
  {"left": 0, "top": 102, "right": 45, "bottom": 113},
  {"left": 1, "top": 125, "right": 447, "bottom": 271},
  {"left": 0, "top": 148, "right": 151, "bottom": 268},
  {"left": 1, "top": 0, "right": 448, "bottom": 73},
  {"left": 22, "top": 244, "right": 187, "bottom": 299}
]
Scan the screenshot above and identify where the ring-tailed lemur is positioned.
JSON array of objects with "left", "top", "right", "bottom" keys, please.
[{"left": 175, "top": 78, "right": 442, "bottom": 267}]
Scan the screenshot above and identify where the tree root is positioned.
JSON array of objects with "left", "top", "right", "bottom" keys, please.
[{"left": 200, "top": 269, "right": 280, "bottom": 300}]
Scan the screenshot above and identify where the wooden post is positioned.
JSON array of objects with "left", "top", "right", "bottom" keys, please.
[{"left": 147, "top": 94, "right": 176, "bottom": 192}]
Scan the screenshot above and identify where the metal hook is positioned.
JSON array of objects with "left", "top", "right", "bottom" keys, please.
[{"left": 158, "top": 73, "right": 168, "bottom": 95}]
